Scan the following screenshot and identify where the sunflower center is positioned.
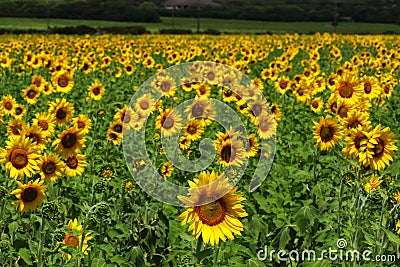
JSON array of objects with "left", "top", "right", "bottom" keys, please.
[
  {"left": 207, "top": 71, "right": 215, "bottom": 81},
  {"left": 192, "top": 103, "right": 204, "bottom": 117},
  {"left": 199, "top": 86, "right": 207, "bottom": 95},
  {"left": 15, "top": 107, "right": 23, "bottom": 115},
  {"left": 61, "top": 133, "right": 77, "bottom": 149},
  {"left": 297, "top": 89, "right": 304, "bottom": 96},
  {"left": 139, "top": 100, "right": 149, "bottom": 110},
  {"left": 373, "top": 138, "right": 384, "bottom": 157},
  {"left": 160, "top": 81, "right": 171, "bottom": 92},
  {"left": 11, "top": 125, "right": 22, "bottom": 135},
  {"left": 348, "top": 120, "right": 360, "bottom": 129},
  {"left": 197, "top": 200, "right": 226, "bottom": 226},
  {"left": 259, "top": 119, "right": 271, "bottom": 132},
  {"left": 109, "top": 133, "right": 118, "bottom": 140},
  {"left": 312, "top": 101, "right": 319, "bottom": 108},
  {"left": 163, "top": 117, "right": 175, "bottom": 130},
  {"left": 43, "top": 161, "right": 56, "bottom": 174},
  {"left": 56, "top": 108, "right": 67, "bottom": 120},
  {"left": 39, "top": 121, "right": 49, "bottom": 130},
  {"left": 364, "top": 83, "right": 372, "bottom": 94},
  {"left": 337, "top": 106, "right": 348, "bottom": 118},
  {"left": 338, "top": 83, "right": 353, "bottom": 98},
  {"left": 64, "top": 233, "right": 79, "bottom": 247},
  {"left": 10, "top": 148, "right": 28, "bottom": 169},
  {"left": 58, "top": 76, "right": 69, "bottom": 88},
  {"left": 224, "top": 89, "right": 233, "bottom": 97},
  {"left": 113, "top": 124, "right": 123, "bottom": 133},
  {"left": 383, "top": 85, "right": 390, "bottom": 94},
  {"left": 66, "top": 156, "right": 78, "bottom": 169},
  {"left": 77, "top": 121, "right": 85, "bottom": 129},
  {"left": 92, "top": 87, "right": 101, "bottom": 95},
  {"left": 21, "top": 187, "right": 38, "bottom": 202},
  {"left": 221, "top": 144, "right": 232, "bottom": 163},
  {"left": 320, "top": 126, "right": 334, "bottom": 142},
  {"left": 279, "top": 80, "right": 288, "bottom": 89},
  {"left": 27, "top": 90, "right": 37, "bottom": 99},
  {"left": 251, "top": 104, "right": 263, "bottom": 117},
  {"left": 123, "top": 113, "right": 131, "bottom": 123},
  {"left": 27, "top": 133, "right": 40, "bottom": 144},
  {"left": 187, "top": 126, "right": 197, "bottom": 135},
  {"left": 34, "top": 80, "right": 41, "bottom": 87},
  {"left": 5, "top": 102, "right": 13, "bottom": 110}
]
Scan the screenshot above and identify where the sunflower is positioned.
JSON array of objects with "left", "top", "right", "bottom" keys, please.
[
  {"left": 11, "top": 179, "right": 47, "bottom": 212},
  {"left": 64, "top": 154, "right": 87, "bottom": 178},
  {"left": 196, "top": 83, "right": 212, "bottom": 98},
  {"left": 359, "top": 75, "right": 380, "bottom": 100},
  {"left": 53, "top": 127, "right": 86, "bottom": 158},
  {"left": 341, "top": 111, "right": 370, "bottom": 134},
  {"left": 106, "top": 129, "right": 122, "bottom": 145},
  {"left": 177, "top": 171, "right": 248, "bottom": 246},
  {"left": 215, "top": 127, "right": 243, "bottom": 147},
  {"left": 72, "top": 114, "right": 92, "bottom": 135},
  {"left": 155, "top": 108, "right": 183, "bottom": 137},
  {"left": 336, "top": 99, "right": 355, "bottom": 120},
  {"left": 31, "top": 75, "right": 46, "bottom": 91},
  {"left": 221, "top": 87, "right": 237, "bottom": 103},
  {"left": 13, "top": 104, "right": 26, "bottom": 118},
  {"left": 270, "top": 103, "right": 282, "bottom": 121},
  {"left": 32, "top": 112, "right": 55, "bottom": 138},
  {"left": 1, "top": 95, "right": 17, "bottom": 116},
  {"left": 48, "top": 98, "right": 75, "bottom": 126},
  {"left": 52, "top": 70, "right": 74, "bottom": 93},
  {"left": 334, "top": 72, "right": 363, "bottom": 103},
  {"left": 364, "top": 174, "right": 383, "bottom": 194},
  {"left": 38, "top": 153, "right": 66, "bottom": 182},
  {"left": 183, "top": 120, "right": 204, "bottom": 141},
  {"left": 0, "top": 135, "right": 40, "bottom": 179},
  {"left": 246, "top": 134, "right": 259, "bottom": 157},
  {"left": 342, "top": 125, "right": 370, "bottom": 160},
  {"left": 23, "top": 85, "right": 41, "bottom": 105},
  {"left": 58, "top": 218, "right": 92, "bottom": 260},
  {"left": 7, "top": 118, "right": 26, "bottom": 137},
  {"left": 294, "top": 80, "right": 311, "bottom": 103},
  {"left": 23, "top": 124, "right": 48, "bottom": 152},
  {"left": 151, "top": 75, "right": 177, "bottom": 98},
  {"left": 274, "top": 76, "right": 290, "bottom": 94},
  {"left": 161, "top": 162, "right": 173, "bottom": 179},
  {"left": 185, "top": 97, "right": 216, "bottom": 126},
  {"left": 216, "top": 137, "right": 247, "bottom": 168},
  {"left": 135, "top": 94, "right": 155, "bottom": 116},
  {"left": 360, "top": 125, "right": 397, "bottom": 171},
  {"left": 312, "top": 115, "right": 343, "bottom": 151},
  {"left": 256, "top": 114, "right": 276, "bottom": 140},
  {"left": 246, "top": 99, "right": 270, "bottom": 124},
  {"left": 179, "top": 136, "right": 192, "bottom": 150},
  {"left": 310, "top": 97, "right": 324, "bottom": 113},
  {"left": 124, "top": 64, "right": 135, "bottom": 75},
  {"left": 88, "top": 79, "right": 105, "bottom": 101}
]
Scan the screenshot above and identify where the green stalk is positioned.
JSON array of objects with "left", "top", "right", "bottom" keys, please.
[
  {"left": 37, "top": 214, "right": 45, "bottom": 267},
  {"left": 194, "top": 238, "right": 203, "bottom": 265},
  {"left": 213, "top": 245, "right": 220, "bottom": 267},
  {"left": 337, "top": 178, "right": 344, "bottom": 236}
]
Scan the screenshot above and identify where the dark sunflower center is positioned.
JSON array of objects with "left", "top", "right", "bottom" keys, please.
[
  {"left": 21, "top": 187, "right": 38, "bottom": 202},
  {"left": 27, "top": 90, "right": 37, "bottom": 99},
  {"left": 10, "top": 148, "right": 29, "bottom": 169},
  {"left": 224, "top": 89, "right": 233, "bottom": 97},
  {"left": 348, "top": 120, "right": 360, "bottom": 129},
  {"left": 58, "top": 76, "right": 68, "bottom": 87},
  {"left": 77, "top": 121, "right": 85, "bottom": 129},
  {"left": 383, "top": 85, "right": 390, "bottom": 94},
  {"left": 197, "top": 200, "right": 226, "bottom": 226},
  {"left": 113, "top": 124, "right": 123, "bottom": 133},
  {"left": 140, "top": 100, "right": 149, "bottom": 110},
  {"left": 15, "top": 107, "right": 23, "bottom": 115},
  {"left": 66, "top": 156, "right": 78, "bottom": 169},
  {"left": 187, "top": 126, "right": 197, "bottom": 135},
  {"left": 259, "top": 119, "right": 271, "bottom": 132},
  {"left": 123, "top": 113, "right": 131, "bottom": 123},
  {"left": 27, "top": 133, "right": 40, "bottom": 144},
  {"left": 279, "top": 80, "right": 288, "bottom": 89},
  {"left": 354, "top": 134, "right": 367, "bottom": 149},
  {"left": 12, "top": 125, "right": 22, "bottom": 135},
  {"left": 39, "top": 121, "right": 49, "bottom": 130},
  {"left": 5, "top": 102, "right": 13, "bottom": 110},
  {"left": 160, "top": 81, "right": 171, "bottom": 92},
  {"left": 207, "top": 71, "right": 215, "bottom": 81},
  {"left": 221, "top": 144, "right": 232, "bottom": 163},
  {"left": 251, "top": 104, "right": 263, "bottom": 117},
  {"left": 56, "top": 108, "right": 67, "bottom": 120},
  {"left": 43, "top": 161, "right": 56, "bottom": 174},
  {"left": 34, "top": 80, "right": 41, "bottom": 87},
  {"left": 65, "top": 233, "right": 79, "bottom": 247},
  {"left": 338, "top": 83, "right": 353, "bottom": 98},
  {"left": 191, "top": 103, "right": 204, "bottom": 117},
  {"left": 126, "top": 66, "right": 132, "bottom": 72},
  {"left": 92, "top": 87, "right": 101, "bottom": 95},
  {"left": 163, "top": 117, "right": 174, "bottom": 130},
  {"left": 320, "top": 126, "right": 334, "bottom": 142},
  {"left": 338, "top": 106, "right": 348, "bottom": 118},
  {"left": 297, "top": 89, "right": 304, "bottom": 96},
  {"left": 61, "top": 133, "right": 77, "bottom": 149},
  {"left": 312, "top": 101, "right": 319, "bottom": 108},
  {"left": 109, "top": 133, "right": 118, "bottom": 140},
  {"left": 373, "top": 138, "right": 384, "bottom": 157},
  {"left": 199, "top": 86, "right": 207, "bottom": 95},
  {"left": 364, "top": 83, "right": 372, "bottom": 94}
]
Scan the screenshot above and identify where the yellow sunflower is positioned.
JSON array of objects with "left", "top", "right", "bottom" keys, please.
[
  {"left": 334, "top": 72, "right": 363, "bottom": 103},
  {"left": 64, "top": 154, "right": 87, "bottom": 178},
  {"left": 106, "top": 129, "right": 122, "bottom": 145},
  {"left": 177, "top": 171, "right": 248, "bottom": 246},
  {"left": 183, "top": 120, "right": 204, "bottom": 141},
  {"left": 32, "top": 112, "right": 55, "bottom": 138},
  {"left": 13, "top": 104, "right": 26, "bottom": 118},
  {"left": 216, "top": 138, "right": 247, "bottom": 168},
  {"left": 151, "top": 75, "right": 177, "bottom": 98},
  {"left": 53, "top": 127, "right": 86, "bottom": 158},
  {"left": 7, "top": 118, "right": 26, "bottom": 137},
  {"left": 88, "top": 79, "right": 105, "bottom": 101},
  {"left": 270, "top": 103, "right": 282, "bottom": 121},
  {"left": 38, "top": 153, "right": 66, "bottom": 182},
  {"left": 135, "top": 94, "right": 155, "bottom": 116},
  {"left": 72, "top": 114, "right": 92, "bottom": 135},
  {"left": 23, "top": 85, "right": 41, "bottom": 105},
  {"left": 52, "top": 70, "right": 74, "bottom": 93},
  {"left": 23, "top": 123, "right": 48, "bottom": 152},
  {"left": 1, "top": 94, "right": 17, "bottom": 116},
  {"left": 196, "top": 83, "right": 212, "bottom": 98},
  {"left": 359, "top": 75, "right": 380, "bottom": 100},
  {"left": 48, "top": 98, "right": 75, "bottom": 126},
  {"left": 185, "top": 97, "right": 216, "bottom": 126},
  {"left": 246, "top": 134, "right": 259, "bottom": 157},
  {"left": 342, "top": 125, "right": 370, "bottom": 160},
  {"left": 11, "top": 178, "right": 47, "bottom": 212},
  {"left": 0, "top": 135, "right": 40, "bottom": 179},
  {"left": 312, "top": 115, "right": 343, "bottom": 151},
  {"left": 155, "top": 108, "right": 183, "bottom": 138},
  {"left": 161, "top": 162, "right": 173, "bottom": 179},
  {"left": 364, "top": 174, "right": 383, "bottom": 194},
  {"left": 58, "top": 218, "right": 92, "bottom": 260},
  {"left": 256, "top": 114, "right": 277, "bottom": 140}
]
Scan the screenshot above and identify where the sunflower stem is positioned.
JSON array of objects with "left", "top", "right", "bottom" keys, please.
[
  {"left": 194, "top": 238, "right": 203, "bottom": 264},
  {"left": 37, "top": 213, "right": 45, "bottom": 267},
  {"left": 213, "top": 245, "right": 220, "bottom": 266}
]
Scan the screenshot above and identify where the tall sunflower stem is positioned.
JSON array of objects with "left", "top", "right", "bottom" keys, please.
[
  {"left": 37, "top": 214, "right": 45, "bottom": 267},
  {"left": 77, "top": 203, "right": 98, "bottom": 267},
  {"left": 194, "top": 238, "right": 203, "bottom": 265},
  {"left": 337, "top": 176, "right": 344, "bottom": 237},
  {"left": 213, "top": 245, "right": 220, "bottom": 267}
]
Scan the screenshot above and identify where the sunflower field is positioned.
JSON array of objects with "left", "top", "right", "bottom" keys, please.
[{"left": 0, "top": 33, "right": 399, "bottom": 267}]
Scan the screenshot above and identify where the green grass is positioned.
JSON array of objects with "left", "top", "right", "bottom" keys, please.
[{"left": 0, "top": 16, "right": 399, "bottom": 33}]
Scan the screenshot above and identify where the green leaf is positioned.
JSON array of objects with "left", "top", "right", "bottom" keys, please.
[
  {"left": 110, "top": 255, "right": 130, "bottom": 267},
  {"left": 18, "top": 248, "right": 32, "bottom": 265}
]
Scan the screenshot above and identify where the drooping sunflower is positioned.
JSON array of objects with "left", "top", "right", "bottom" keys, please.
[
  {"left": 23, "top": 85, "right": 41, "bottom": 105},
  {"left": 1, "top": 95, "right": 17, "bottom": 115},
  {"left": 155, "top": 108, "right": 183, "bottom": 138},
  {"left": 58, "top": 218, "right": 92, "bottom": 260},
  {"left": 161, "top": 162, "right": 173, "bottom": 179},
  {"left": 64, "top": 154, "right": 87, "bottom": 178},
  {"left": 183, "top": 120, "right": 204, "bottom": 141},
  {"left": 48, "top": 98, "right": 75, "bottom": 126},
  {"left": 11, "top": 178, "right": 47, "bottom": 212},
  {"left": 177, "top": 171, "right": 248, "bottom": 246},
  {"left": 53, "top": 127, "right": 86, "bottom": 158},
  {"left": 38, "top": 153, "right": 66, "bottom": 182},
  {"left": 52, "top": 70, "right": 74, "bottom": 93},
  {"left": 0, "top": 135, "right": 40, "bottom": 179},
  {"left": 216, "top": 137, "right": 247, "bottom": 168},
  {"left": 312, "top": 115, "right": 343, "bottom": 151},
  {"left": 72, "top": 114, "right": 92, "bottom": 135},
  {"left": 88, "top": 79, "right": 105, "bottom": 101}
]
